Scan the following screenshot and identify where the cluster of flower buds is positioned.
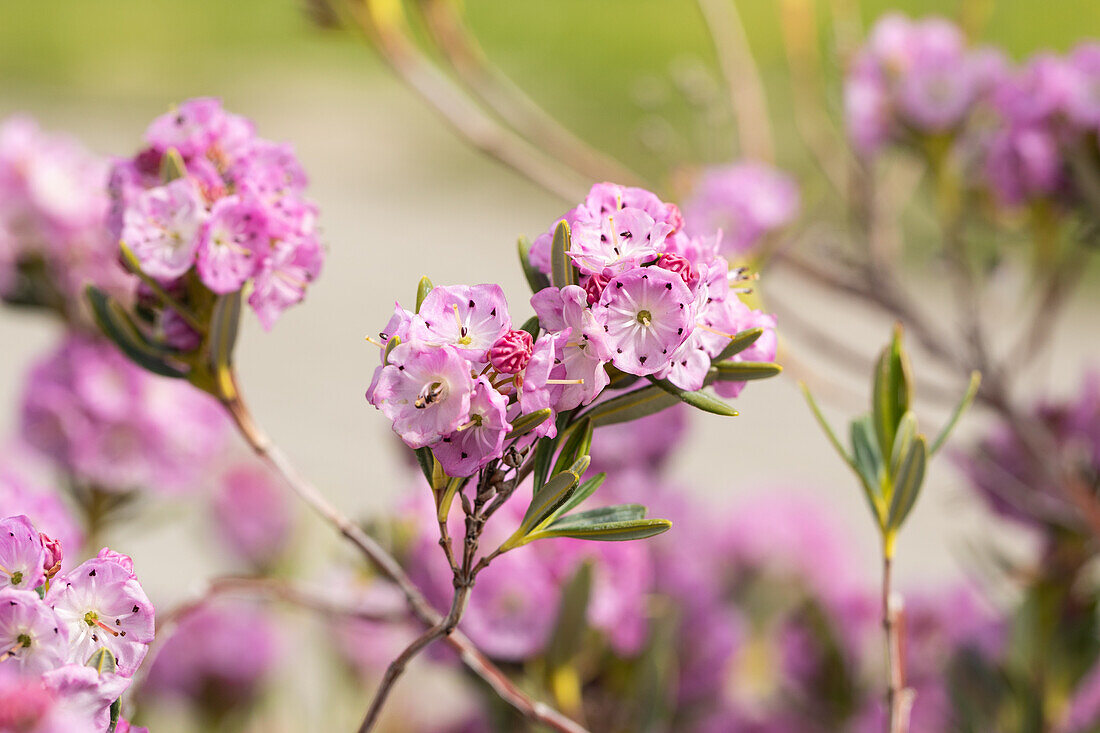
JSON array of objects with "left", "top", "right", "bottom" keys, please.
[
  {"left": 20, "top": 333, "right": 226, "bottom": 495},
  {"left": 109, "top": 97, "right": 323, "bottom": 332},
  {"left": 366, "top": 183, "right": 779, "bottom": 477},
  {"left": 0, "top": 117, "right": 133, "bottom": 320},
  {"left": 0, "top": 513, "right": 153, "bottom": 732},
  {"left": 683, "top": 163, "right": 801, "bottom": 257},
  {"left": 844, "top": 14, "right": 1006, "bottom": 156}
]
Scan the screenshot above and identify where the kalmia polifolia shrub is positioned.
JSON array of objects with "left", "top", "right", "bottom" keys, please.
[{"left": 0, "top": 513, "right": 152, "bottom": 731}]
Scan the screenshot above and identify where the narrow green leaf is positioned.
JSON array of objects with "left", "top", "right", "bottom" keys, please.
[
  {"left": 850, "top": 416, "right": 886, "bottom": 523},
  {"left": 118, "top": 243, "right": 206, "bottom": 334},
  {"left": 605, "top": 365, "right": 640, "bottom": 390},
  {"left": 710, "top": 361, "right": 783, "bottom": 382},
  {"left": 648, "top": 377, "right": 738, "bottom": 417},
  {"left": 890, "top": 411, "right": 918, "bottom": 480},
  {"left": 414, "top": 447, "right": 434, "bottom": 486},
  {"left": 518, "top": 236, "right": 550, "bottom": 294},
  {"left": 552, "top": 418, "right": 592, "bottom": 477},
  {"left": 209, "top": 291, "right": 242, "bottom": 372},
  {"left": 583, "top": 384, "right": 680, "bottom": 427},
  {"left": 552, "top": 472, "right": 606, "bottom": 518},
  {"left": 519, "top": 315, "right": 540, "bottom": 342},
  {"left": 929, "top": 371, "right": 981, "bottom": 455},
  {"left": 415, "top": 276, "right": 434, "bottom": 313},
  {"left": 546, "top": 562, "right": 592, "bottom": 668},
  {"left": 550, "top": 219, "right": 575, "bottom": 288},
  {"left": 872, "top": 326, "right": 912, "bottom": 462},
  {"left": 532, "top": 434, "right": 559, "bottom": 490},
  {"left": 525, "top": 517, "right": 672, "bottom": 543},
  {"left": 887, "top": 435, "right": 927, "bottom": 530},
  {"left": 86, "top": 287, "right": 189, "bottom": 379},
  {"left": 108, "top": 698, "right": 122, "bottom": 733},
  {"left": 713, "top": 327, "right": 764, "bottom": 363},
  {"left": 436, "top": 475, "right": 465, "bottom": 522},
  {"left": 505, "top": 408, "right": 551, "bottom": 440},
  {"left": 800, "top": 382, "right": 854, "bottom": 466},
  {"left": 160, "top": 147, "right": 187, "bottom": 182},
  {"left": 383, "top": 335, "right": 401, "bottom": 365},
  {"left": 548, "top": 504, "right": 647, "bottom": 529},
  {"left": 86, "top": 647, "right": 117, "bottom": 675},
  {"left": 501, "top": 457, "right": 588, "bottom": 551}
]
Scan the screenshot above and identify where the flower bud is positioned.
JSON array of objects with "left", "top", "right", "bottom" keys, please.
[
  {"left": 583, "top": 272, "right": 611, "bottom": 305},
  {"left": 489, "top": 329, "right": 535, "bottom": 374},
  {"left": 657, "top": 253, "right": 697, "bottom": 286},
  {"left": 39, "top": 532, "right": 62, "bottom": 580}
]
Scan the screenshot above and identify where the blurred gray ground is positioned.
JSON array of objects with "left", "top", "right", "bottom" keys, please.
[{"left": 1, "top": 68, "right": 1098, "bottom": 713}]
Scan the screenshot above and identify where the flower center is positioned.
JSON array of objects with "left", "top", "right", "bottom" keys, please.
[
  {"left": 636, "top": 309, "right": 652, "bottom": 327},
  {"left": 9, "top": 570, "right": 22, "bottom": 586},
  {"left": 16, "top": 634, "right": 31, "bottom": 648},
  {"left": 415, "top": 381, "right": 446, "bottom": 409},
  {"left": 84, "top": 611, "right": 99, "bottom": 627}
]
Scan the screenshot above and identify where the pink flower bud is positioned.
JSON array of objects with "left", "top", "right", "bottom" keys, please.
[
  {"left": 39, "top": 532, "right": 62, "bottom": 580},
  {"left": 583, "top": 272, "right": 611, "bottom": 305},
  {"left": 96, "top": 547, "right": 135, "bottom": 576},
  {"left": 489, "top": 329, "right": 535, "bottom": 374},
  {"left": 657, "top": 253, "right": 697, "bottom": 287}
]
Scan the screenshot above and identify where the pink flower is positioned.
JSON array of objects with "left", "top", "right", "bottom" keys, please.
[
  {"left": 211, "top": 465, "right": 293, "bottom": 569},
  {"left": 195, "top": 195, "right": 269, "bottom": 293},
  {"left": 489, "top": 329, "right": 534, "bottom": 374},
  {"left": 0, "top": 588, "right": 69, "bottom": 674},
  {"left": 41, "top": 664, "right": 131, "bottom": 732},
  {"left": 433, "top": 377, "right": 511, "bottom": 477},
  {"left": 144, "top": 97, "right": 248, "bottom": 159},
  {"left": 39, "top": 534, "right": 62, "bottom": 581},
  {"left": 46, "top": 557, "right": 155, "bottom": 677},
  {"left": 599, "top": 267, "right": 694, "bottom": 376},
  {"left": 684, "top": 163, "right": 800, "bottom": 255},
  {"left": 121, "top": 177, "right": 206, "bottom": 280},
  {"left": 569, "top": 207, "right": 671, "bottom": 276},
  {"left": 94, "top": 548, "right": 134, "bottom": 577},
  {"left": 247, "top": 233, "right": 323, "bottom": 329},
  {"left": 517, "top": 332, "right": 566, "bottom": 437},
  {"left": 1066, "top": 43, "right": 1100, "bottom": 128},
  {"left": 412, "top": 284, "right": 512, "bottom": 362},
  {"left": 0, "top": 457, "right": 83, "bottom": 556},
  {"left": 0, "top": 515, "right": 46, "bottom": 591},
  {"left": 369, "top": 341, "right": 474, "bottom": 449}
]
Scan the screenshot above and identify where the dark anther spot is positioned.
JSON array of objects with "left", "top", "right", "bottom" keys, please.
[
  {"left": 468, "top": 300, "right": 475, "bottom": 308},
  {"left": 133, "top": 605, "right": 140, "bottom": 614},
  {"left": 665, "top": 283, "right": 672, "bottom": 290},
  {"left": 639, "top": 356, "right": 648, "bottom": 364},
  {"left": 490, "top": 308, "right": 496, "bottom": 317},
  {"left": 397, "top": 366, "right": 405, "bottom": 371},
  {"left": 461, "top": 452, "right": 468, "bottom": 459},
  {"left": 603, "top": 325, "right": 609, "bottom": 332},
  {"left": 600, "top": 234, "right": 608, "bottom": 242},
  {"left": 616, "top": 348, "right": 623, "bottom": 354},
  {"left": 616, "top": 282, "right": 624, "bottom": 289},
  {"left": 120, "top": 631, "right": 127, "bottom": 637},
  {"left": 677, "top": 328, "right": 683, "bottom": 335},
  {"left": 641, "top": 273, "right": 648, "bottom": 280},
  {"left": 88, "top": 569, "right": 96, "bottom": 577}
]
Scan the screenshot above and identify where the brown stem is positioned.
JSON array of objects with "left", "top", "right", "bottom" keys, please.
[
  {"left": 882, "top": 554, "right": 912, "bottom": 733},
  {"left": 220, "top": 381, "right": 590, "bottom": 733}
]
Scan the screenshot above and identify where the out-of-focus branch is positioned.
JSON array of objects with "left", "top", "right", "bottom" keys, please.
[
  {"left": 337, "top": 0, "right": 590, "bottom": 202},
  {"left": 414, "top": 0, "right": 647, "bottom": 187},
  {"left": 693, "top": 0, "right": 774, "bottom": 162}
]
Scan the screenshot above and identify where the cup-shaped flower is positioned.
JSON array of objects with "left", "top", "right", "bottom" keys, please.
[
  {"left": 121, "top": 177, "right": 206, "bottom": 281},
  {"left": 433, "top": 378, "right": 511, "bottom": 477},
  {"left": 41, "top": 664, "right": 132, "bottom": 732},
  {"left": 195, "top": 195, "right": 269, "bottom": 294},
  {"left": 569, "top": 207, "right": 671, "bottom": 276},
  {"left": 46, "top": 557, "right": 155, "bottom": 677},
  {"left": 0, "top": 515, "right": 46, "bottom": 591},
  {"left": 369, "top": 341, "right": 474, "bottom": 449},
  {"left": 412, "top": 284, "right": 511, "bottom": 362},
  {"left": 599, "top": 267, "right": 694, "bottom": 376},
  {"left": 0, "top": 588, "right": 69, "bottom": 674}
]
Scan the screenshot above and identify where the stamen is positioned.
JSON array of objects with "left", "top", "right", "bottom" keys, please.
[
  {"left": 0, "top": 646, "right": 18, "bottom": 663},
  {"left": 0, "top": 562, "right": 11, "bottom": 577},
  {"left": 364, "top": 335, "right": 384, "bottom": 348},
  {"left": 275, "top": 270, "right": 308, "bottom": 289},
  {"left": 94, "top": 620, "right": 121, "bottom": 638},
  {"left": 544, "top": 378, "right": 585, "bottom": 385},
  {"left": 696, "top": 322, "right": 737, "bottom": 340}
]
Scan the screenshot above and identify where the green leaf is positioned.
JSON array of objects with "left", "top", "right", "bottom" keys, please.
[
  {"left": 890, "top": 411, "right": 918, "bottom": 480},
  {"left": 550, "top": 219, "right": 575, "bottom": 288},
  {"left": 108, "top": 698, "right": 121, "bottom": 733},
  {"left": 519, "top": 315, "right": 540, "bottom": 342},
  {"left": 505, "top": 408, "right": 551, "bottom": 440},
  {"left": 86, "top": 647, "right": 117, "bottom": 675},
  {"left": 414, "top": 447, "right": 434, "bottom": 486},
  {"left": 415, "top": 276, "right": 434, "bottom": 313},
  {"left": 518, "top": 236, "right": 550, "bottom": 294},
  {"left": 525, "top": 517, "right": 672, "bottom": 543},
  {"left": 86, "top": 287, "right": 189, "bottom": 379},
  {"left": 160, "top": 147, "right": 187, "bottom": 182},
  {"left": 383, "top": 334, "right": 401, "bottom": 365},
  {"left": 436, "top": 475, "right": 465, "bottom": 522},
  {"left": 501, "top": 457, "right": 588, "bottom": 551},
  {"left": 605, "top": 365, "right": 640, "bottom": 390},
  {"left": 710, "top": 361, "right": 783, "bottom": 382},
  {"left": 929, "top": 371, "right": 981, "bottom": 455},
  {"left": 209, "top": 291, "right": 242, "bottom": 372},
  {"left": 552, "top": 472, "right": 606, "bottom": 518},
  {"left": 552, "top": 418, "right": 592, "bottom": 477},
  {"left": 872, "top": 326, "right": 913, "bottom": 463},
  {"left": 546, "top": 562, "right": 592, "bottom": 668},
  {"left": 583, "top": 384, "right": 680, "bottom": 426},
  {"left": 850, "top": 416, "right": 885, "bottom": 523},
  {"left": 648, "top": 377, "right": 738, "bottom": 417},
  {"left": 549, "top": 504, "right": 647, "bottom": 528},
  {"left": 532, "top": 434, "right": 559, "bottom": 490},
  {"left": 801, "top": 381, "right": 857, "bottom": 466},
  {"left": 713, "top": 327, "right": 764, "bottom": 363},
  {"left": 887, "top": 435, "right": 927, "bottom": 531}
]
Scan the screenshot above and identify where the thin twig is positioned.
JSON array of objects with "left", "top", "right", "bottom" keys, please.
[
  {"left": 220, "top": 379, "right": 591, "bottom": 733},
  {"left": 693, "top": 0, "right": 774, "bottom": 161},
  {"left": 882, "top": 556, "right": 912, "bottom": 733}
]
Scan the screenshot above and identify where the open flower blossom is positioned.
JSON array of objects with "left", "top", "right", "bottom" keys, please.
[
  {"left": 0, "top": 514, "right": 153, "bottom": 732},
  {"left": 0, "top": 116, "right": 133, "bottom": 319},
  {"left": 683, "top": 163, "right": 800, "bottom": 256},
  {"left": 211, "top": 464, "right": 294, "bottom": 570},
  {"left": 368, "top": 184, "right": 778, "bottom": 475},
  {"left": 20, "top": 333, "right": 227, "bottom": 494},
  {"left": 110, "top": 97, "right": 323, "bottom": 329}
]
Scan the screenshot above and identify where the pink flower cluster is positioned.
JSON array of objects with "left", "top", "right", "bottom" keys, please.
[
  {"left": 683, "top": 163, "right": 800, "bottom": 257},
  {"left": 0, "top": 513, "right": 153, "bottom": 732},
  {"left": 109, "top": 97, "right": 323, "bottom": 329},
  {"left": 0, "top": 117, "right": 132, "bottom": 314},
  {"left": 367, "top": 184, "right": 776, "bottom": 476},
  {"left": 844, "top": 14, "right": 1006, "bottom": 156},
  {"left": 20, "top": 333, "right": 227, "bottom": 494}
]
